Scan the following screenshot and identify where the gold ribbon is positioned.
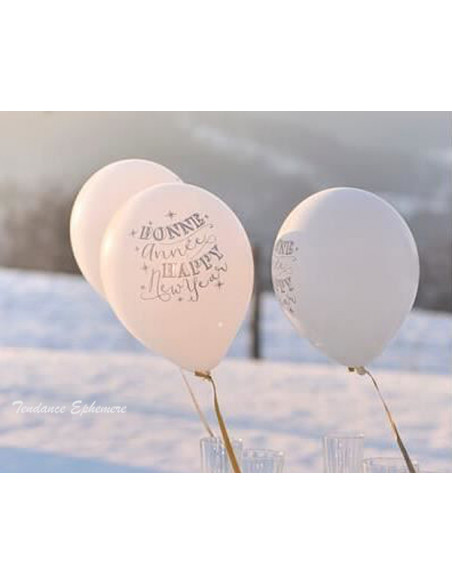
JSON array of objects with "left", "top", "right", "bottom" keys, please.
[
  {"left": 195, "top": 370, "right": 241, "bottom": 473},
  {"left": 349, "top": 366, "right": 417, "bottom": 473},
  {"left": 179, "top": 369, "right": 215, "bottom": 438}
]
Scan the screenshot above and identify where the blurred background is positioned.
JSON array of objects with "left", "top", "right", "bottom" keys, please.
[
  {"left": 0, "top": 112, "right": 450, "bottom": 472},
  {"left": 0, "top": 111, "right": 450, "bottom": 310}
]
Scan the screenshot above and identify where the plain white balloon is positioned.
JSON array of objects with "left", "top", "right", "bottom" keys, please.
[
  {"left": 70, "top": 159, "right": 180, "bottom": 297},
  {"left": 101, "top": 183, "right": 254, "bottom": 372},
  {"left": 272, "top": 187, "right": 419, "bottom": 367}
]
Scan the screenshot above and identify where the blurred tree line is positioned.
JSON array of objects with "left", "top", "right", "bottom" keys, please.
[{"left": 0, "top": 181, "right": 450, "bottom": 312}]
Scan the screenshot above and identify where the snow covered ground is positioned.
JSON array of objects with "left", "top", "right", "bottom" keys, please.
[
  {"left": 1, "top": 268, "right": 451, "bottom": 373},
  {"left": 1, "top": 348, "right": 450, "bottom": 472},
  {"left": 0, "top": 268, "right": 451, "bottom": 472}
]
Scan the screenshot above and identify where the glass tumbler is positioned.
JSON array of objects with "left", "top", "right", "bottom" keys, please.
[
  {"left": 363, "top": 457, "right": 420, "bottom": 473},
  {"left": 241, "top": 449, "right": 284, "bottom": 473},
  {"left": 323, "top": 434, "right": 364, "bottom": 473},
  {"left": 200, "top": 436, "right": 243, "bottom": 473}
]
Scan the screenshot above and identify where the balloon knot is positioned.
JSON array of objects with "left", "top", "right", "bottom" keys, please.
[
  {"left": 195, "top": 370, "right": 211, "bottom": 381},
  {"left": 348, "top": 366, "right": 366, "bottom": 376}
]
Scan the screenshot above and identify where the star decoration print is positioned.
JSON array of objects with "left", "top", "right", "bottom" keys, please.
[{"left": 130, "top": 210, "right": 229, "bottom": 303}]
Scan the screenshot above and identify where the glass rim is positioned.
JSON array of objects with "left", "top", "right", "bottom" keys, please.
[
  {"left": 323, "top": 433, "right": 365, "bottom": 440},
  {"left": 363, "top": 457, "right": 417, "bottom": 463},
  {"left": 200, "top": 436, "right": 242, "bottom": 445},
  {"left": 242, "top": 448, "right": 284, "bottom": 459},
  {"left": 363, "top": 457, "right": 419, "bottom": 466}
]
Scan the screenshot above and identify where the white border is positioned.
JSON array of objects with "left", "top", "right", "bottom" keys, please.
[
  {"left": 2, "top": 474, "right": 451, "bottom": 583},
  {"left": 1, "top": 1, "right": 450, "bottom": 580},
  {"left": 1, "top": 2, "right": 451, "bottom": 110}
]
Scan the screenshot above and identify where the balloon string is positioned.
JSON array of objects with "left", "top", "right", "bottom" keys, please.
[
  {"left": 351, "top": 367, "right": 416, "bottom": 473},
  {"left": 195, "top": 371, "right": 241, "bottom": 473},
  {"left": 179, "top": 369, "right": 215, "bottom": 438}
]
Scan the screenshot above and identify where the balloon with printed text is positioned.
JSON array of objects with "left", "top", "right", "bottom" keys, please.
[
  {"left": 272, "top": 187, "right": 419, "bottom": 367},
  {"left": 101, "top": 183, "right": 254, "bottom": 372}
]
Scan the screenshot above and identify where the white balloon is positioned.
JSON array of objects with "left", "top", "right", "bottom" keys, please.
[
  {"left": 70, "top": 159, "right": 180, "bottom": 297},
  {"left": 272, "top": 187, "right": 419, "bottom": 367},
  {"left": 101, "top": 183, "right": 254, "bottom": 372}
]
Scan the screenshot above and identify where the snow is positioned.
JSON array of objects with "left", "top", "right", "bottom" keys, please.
[
  {"left": 1, "top": 348, "right": 450, "bottom": 472},
  {"left": 1, "top": 267, "right": 451, "bottom": 374},
  {"left": 0, "top": 267, "right": 451, "bottom": 472}
]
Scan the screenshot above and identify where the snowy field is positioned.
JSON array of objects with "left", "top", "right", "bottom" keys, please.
[
  {"left": 0, "top": 268, "right": 451, "bottom": 472},
  {"left": 1, "top": 268, "right": 451, "bottom": 373}
]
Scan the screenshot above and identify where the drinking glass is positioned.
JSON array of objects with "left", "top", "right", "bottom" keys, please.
[
  {"left": 200, "top": 437, "right": 243, "bottom": 473},
  {"left": 241, "top": 449, "right": 284, "bottom": 473},
  {"left": 323, "top": 433, "right": 364, "bottom": 473},
  {"left": 363, "top": 457, "right": 420, "bottom": 473}
]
